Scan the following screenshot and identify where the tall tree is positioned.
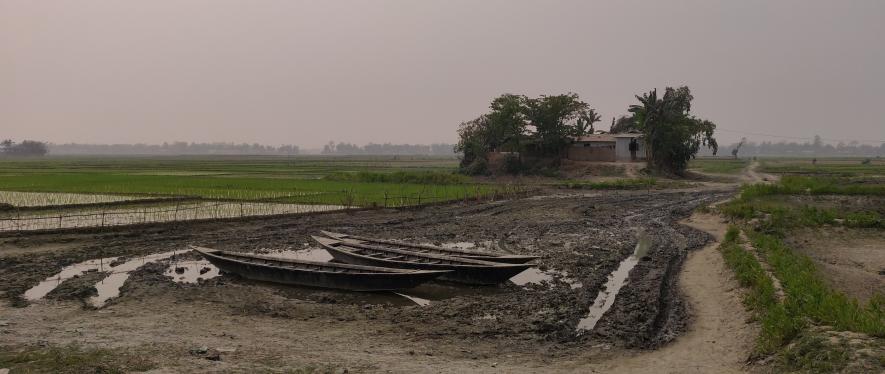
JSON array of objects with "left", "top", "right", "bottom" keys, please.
[
  {"left": 609, "top": 115, "right": 638, "bottom": 133},
  {"left": 629, "top": 86, "right": 717, "bottom": 175},
  {"left": 523, "top": 93, "right": 600, "bottom": 157},
  {"left": 731, "top": 137, "right": 747, "bottom": 159}
]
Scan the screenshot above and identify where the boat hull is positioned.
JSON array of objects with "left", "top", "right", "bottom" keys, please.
[
  {"left": 317, "top": 241, "right": 530, "bottom": 285},
  {"left": 195, "top": 248, "right": 447, "bottom": 291},
  {"left": 320, "top": 231, "right": 539, "bottom": 264}
]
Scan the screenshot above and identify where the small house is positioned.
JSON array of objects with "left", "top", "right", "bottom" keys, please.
[{"left": 566, "top": 133, "right": 645, "bottom": 162}]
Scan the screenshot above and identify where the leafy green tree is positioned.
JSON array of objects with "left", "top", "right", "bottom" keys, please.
[
  {"left": 455, "top": 115, "right": 493, "bottom": 174},
  {"left": 456, "top": 92, "right": 600, "bottom": 174},
  {"left": 629, "top": 86, "right": 717, "bottom": 175},
  {"left": 523, "top": 93, "right": 600, "bottom": 157},
  {"left": 487, "top": 94, "right": 528, "bottom": 153}
]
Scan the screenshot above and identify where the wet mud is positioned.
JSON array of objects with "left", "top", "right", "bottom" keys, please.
[{"left": 0, "top": 187, "right": 734, "bottom": 354}]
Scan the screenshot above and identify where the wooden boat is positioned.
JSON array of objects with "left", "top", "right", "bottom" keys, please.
[
  {"left": 319, "top": 231, "right": 539, "bottom": 264},
  {"left": 312, "top": 237, "right": 532, "bottom": 285},
  {"left": 191, "top": 246, "right": 449, "bottom": 291}
]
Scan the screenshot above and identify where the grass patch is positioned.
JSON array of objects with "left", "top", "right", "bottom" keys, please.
[
  {"left": 717, "top": 175, "right": 885, "bottom": 367},
  {"left": 324, "top": 170, "right": 470, "bottom": 184},
  {"left": 760, "top": 158, "right": 885, "bottom": 177},
  {"left": 0, "top": 156, "right": 517, "bottom": 207},
  {"left": 689, "top": 158, "right": 750, "bottom": 174},
  {"left": 0, "top": 345, "right": 155, "bottom": 373},
  {"left": 741, "top": 176, "right": 885, "bottom": 198},
  {"left": 747, "top": 231, "right": 885, "bottom": 337},
  {"left": 719, "top": 227, "right": 799, "bottom": 352},
  {"left": 558, "top": 178, "right": 658, "bottom": 190},
  {"left": 777, "top": 331, "right": 851, "bottom": 373}
]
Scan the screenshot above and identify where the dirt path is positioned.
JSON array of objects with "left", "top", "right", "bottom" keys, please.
[
  {"left": 586, "top": 211, "right": 757, "bottom": 373},
  {"left": 742, "top": 160, "right": 777, "bottom": 184}
]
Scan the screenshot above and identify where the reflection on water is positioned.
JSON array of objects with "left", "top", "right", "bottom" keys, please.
[
  {"left": 24, "top": 257, "right": 120, "bottom": 300},
  {"left": 24, "top": 250, "right": 183, "bottom": 308},
  {"left": 577, "top": 231, "right": 653, "bottom": 332},
  {"left": 88, "top": 251, "right": 181, "bottom": 307}
]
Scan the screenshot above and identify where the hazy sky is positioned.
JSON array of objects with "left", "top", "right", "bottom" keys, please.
[{"left": 2, "top": 0, "right": 883, "bottom": 147}]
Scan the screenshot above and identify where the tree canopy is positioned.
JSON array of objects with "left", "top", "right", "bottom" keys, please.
[
  {"left": 456, "top": 93, "right": 599, "bottom": 174},
  {"left": 628, "top": 86, "right": 718, "bottom": 175},
  {"left": 0, "top": 140, "right": 48, "bottom": 157}
]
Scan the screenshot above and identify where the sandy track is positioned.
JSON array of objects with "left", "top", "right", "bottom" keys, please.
[{"left": 591, "top": 211, "right": 757, "bottom": 373}]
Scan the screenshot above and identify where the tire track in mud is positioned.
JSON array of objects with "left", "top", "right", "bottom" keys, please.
[{"left": 589, "top": 210, "right": 758, "bottom": 373}]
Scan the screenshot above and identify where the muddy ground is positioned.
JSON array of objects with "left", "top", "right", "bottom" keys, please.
[{"left": 0, "top": 187, "right": 736, "bottom": 372}]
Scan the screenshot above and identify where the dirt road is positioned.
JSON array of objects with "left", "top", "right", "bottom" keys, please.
[{"left": 586, "top": 212, "right": 756, "bottom": 373}]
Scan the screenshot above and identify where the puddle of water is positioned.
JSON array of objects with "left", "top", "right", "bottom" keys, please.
[
  {"left": 392, "top": 292, "right": 431, "bottom": 306},
  {"left": 509, "top": 268, "right": 582, "bottom": 289},
  {"left": 88, "top": 251, "right": 181, "bottom": 307},
  {"left": 24, "top": 250, "right": 184, "bottom": 307},
  {"left": 24, "top": 257, "right": 120, "bottom": 300},
  {"left": 577, "top": 231, "right": 653, "bottom": 332},
  {"left": 510, "top": 268, "right": 553, "bottom": 286},
  {"left": 164, "top": 260, "right": 220, "bottom": 284}
]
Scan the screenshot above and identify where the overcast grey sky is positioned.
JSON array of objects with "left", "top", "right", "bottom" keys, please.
[{"left": 2, "top": 0, "right": 883, "bottom": 147}]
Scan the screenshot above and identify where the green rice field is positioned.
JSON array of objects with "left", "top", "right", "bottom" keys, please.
[{"left": 0, "top": 156, "right": 507, "bottom": 207}]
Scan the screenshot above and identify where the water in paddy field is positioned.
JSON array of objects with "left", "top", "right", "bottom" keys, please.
[
  {"left": 577, "top": 231, "right": 653, "bottom": 332},
  {"left": 25, "top": 250, "right": 184, "bottom": 307},
  {"left": 0, "top": 202, "right": 346, "bottom": 232}
]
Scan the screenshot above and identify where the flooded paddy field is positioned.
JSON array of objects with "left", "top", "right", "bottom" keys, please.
[
  {"left": 0, "top": 187, "right": 735, "bottom": 372},
  {"left": 0, "top": 201, "right": 345, "bottom": 232}
]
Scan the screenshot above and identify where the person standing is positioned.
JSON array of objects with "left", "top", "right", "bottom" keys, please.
[{"left": 629, "top": 138, "right": 639, "bottom": 161}]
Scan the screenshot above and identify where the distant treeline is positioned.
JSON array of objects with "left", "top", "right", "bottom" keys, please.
[
  {"left": 1, "top": 140, "right": 48, "bottom": 157},
  {"left": 321, "top": 142, "right": 456, "bottom": 155},
  {"left": 701, "top": 137, "right": 884, "bottom": 157},
  {"left": 49, "top": 142, "right": 300, "bottom": 156}
]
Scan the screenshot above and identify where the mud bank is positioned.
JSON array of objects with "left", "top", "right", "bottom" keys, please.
[{"left": 0, "top": 187, "right": 735, "bottom": 370}]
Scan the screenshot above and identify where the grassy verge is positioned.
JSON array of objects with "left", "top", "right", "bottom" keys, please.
[
  {"left": 719, "top": 227, "right": 798, "bottom": 352},
  {"left": 558, "top": 178, "right": 657, "bottom": 190},
  {"left": 715, "top": 175, "right": 885, "bottom": 370},
  {"left": 740, "top": 175, "right": 885, "bottom": 198},
  {"left": 323, "top": 170, "right": 470, "bottom": 184},
  {"left": 0, "top": 345, "right": 155, "bottom": 373},
  {"left": 760, "top": 158, "right": 885, "bottom": 177},
  {"left": 689, "top": 158, "right": 750, "bottom": 174},
  {"left": 557, "top": 177, "right": 697, "bottom": 190}
]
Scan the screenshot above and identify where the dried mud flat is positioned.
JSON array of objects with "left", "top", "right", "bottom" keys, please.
[{"left": 0, "top": 187, "right": 739, "bottom": 372}]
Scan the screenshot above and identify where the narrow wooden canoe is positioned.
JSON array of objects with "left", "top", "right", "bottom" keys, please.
[
  {"left": 319, "top": 231, "right": 539, "bottom": 264},
  {"left": 312, "top": 237, "right": 532, "bottom": 285},
  {"left": 191, "top": 246, "right": 449, "bottom": 291}
]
